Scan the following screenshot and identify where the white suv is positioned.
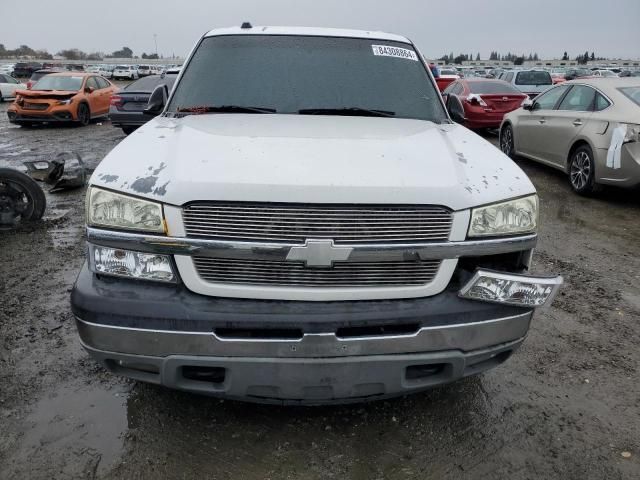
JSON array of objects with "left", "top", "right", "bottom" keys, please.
[
  {"left": 113, "top": 65, "right": 139, "bottom": 80},
  {"left": 73, "top": 25, "right": 562, "bottom": 404}
]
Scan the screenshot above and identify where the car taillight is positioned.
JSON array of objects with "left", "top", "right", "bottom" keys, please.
[
  {"left": 466, "top": 94, "right": 488, "bottom": 107},
  {"left": 110, "top": 95, "right": 123, "bottom": 108}
]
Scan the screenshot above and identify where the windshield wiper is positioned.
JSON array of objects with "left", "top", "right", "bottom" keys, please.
[
  {"left": 298, "top": 107, "right": 396, "bottom": 117},
  {"left": 175, "top": 105, "right": 276, "bottom": 115}
]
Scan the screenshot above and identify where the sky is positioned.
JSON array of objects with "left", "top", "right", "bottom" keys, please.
[{"left": 2, "top": 0, "right": 639, "bottom": 60}]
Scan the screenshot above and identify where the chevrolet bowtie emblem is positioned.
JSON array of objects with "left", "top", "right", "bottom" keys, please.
[{"left": 286, "top": 239, "right": 353, "bottom": 267}]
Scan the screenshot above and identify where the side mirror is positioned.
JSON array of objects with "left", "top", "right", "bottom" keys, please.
[
  {"left": 522, "top": 98, "right": 534, "bottom": 111},
  {"left": 84, "top": 86, "right": 95, "bottom": 94},
  {"left": 144, "top": 84, "right": 168, "bottom": 116},
  {"left": 445, "top": 94, "right": 466, "bottom": 124}
]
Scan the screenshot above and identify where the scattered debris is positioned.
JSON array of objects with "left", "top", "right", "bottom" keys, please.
[{"left": 24, "top": 151, "right": 86, "bottom": 192}]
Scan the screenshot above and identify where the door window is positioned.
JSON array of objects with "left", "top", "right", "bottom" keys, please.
[
  {"left": 557, "top": 85, "right": 596, "bottom": 111},
  {"left": 594, "top": 92, "right": 611, "bottom": 111},
  {"left": 533, "top": 85, "right": 570, "bottom": 110},
  {"left": 95, "top": 77, "right": 110, "bottom": 89},
  {"left": 86, "top": 77, "right": 99, "bottom": 91}
]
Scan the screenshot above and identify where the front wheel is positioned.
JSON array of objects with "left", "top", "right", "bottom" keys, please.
[
  {"left": 0, "top": 168, "right": 46, "bottom": 226},
  {"left": 77, "top": 103, "right": 90, "bottom": 126},
  {"left": 500, "top": 124, "right": 515, "bottom": 158},
  {"left": 569, "top": 145, "right": 600, "bottom": 195},
  {"left": 122, "top": 126, "right": 137, "bottom": 135}
]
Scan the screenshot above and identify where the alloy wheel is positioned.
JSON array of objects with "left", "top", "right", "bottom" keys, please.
[
  {"left": 570, "top": 151, "right": 591, "bottom": 191},
  {"left": 500, "top": 126, "right": 514, "bottom": 156}
]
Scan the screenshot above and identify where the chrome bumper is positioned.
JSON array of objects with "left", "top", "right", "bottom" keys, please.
[{"left": 76, "top": 311, "right": 532, "bottom": 358}]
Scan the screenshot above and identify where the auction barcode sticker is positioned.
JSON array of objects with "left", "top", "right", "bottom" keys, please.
[{"left": 372, "top": 45, "right": 418, "bottom": 61}]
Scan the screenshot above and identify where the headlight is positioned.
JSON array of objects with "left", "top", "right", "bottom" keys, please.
[
  {"left": 468, "top": 195, "right": 538, "bottom": 237},
  {"left": 56, "top": 98, "right": 73, "bottom": 105},
  {"left": 87, "top": 187, "right": 165, "bottom": 233},
  {"left": 89, "top": 245, "right": 175, "bottom": 282}
]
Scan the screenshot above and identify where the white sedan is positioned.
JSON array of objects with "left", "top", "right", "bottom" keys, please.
[{"left": 0, "top": 74, "right": 26, "bottom": 101}]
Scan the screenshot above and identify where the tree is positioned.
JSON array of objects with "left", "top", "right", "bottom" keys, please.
[
  {"left": 590, "top": 52, "right": 595, "bottom": 61},
  {"left": 86, "top": 52, "right": 104, "bottom": 61},
  {"left": 35, "top": 49, "right": 53, "bottom": 60},
  {"left": 533, "top": 53, "right": 539, "bottom": 61},
  {"left": 562, "top": 51, "right": 569, "bottom": 61},
  {"left": 141, "top": 52, "right": 159, "bottom": 60},
  {"left": 57, "top": 48, "right": 86, "bottom": 60},
  {"left": 108, "top": 46, "right": 133, "bottom": 58},
  {"left": 476, "top": 53, "right": 480, "bottom": 61},
  {"left": 514, "top": 56, "right": 525, "bottom": 66}
]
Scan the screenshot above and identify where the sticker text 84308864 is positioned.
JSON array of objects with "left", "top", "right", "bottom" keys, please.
[{"left": 371, "top": 45, "right": 418, "bottom": 61}]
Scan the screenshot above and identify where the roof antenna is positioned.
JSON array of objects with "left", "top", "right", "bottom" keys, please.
[{"left": 241, "top": 22, "right": 253, "bottom": 29}]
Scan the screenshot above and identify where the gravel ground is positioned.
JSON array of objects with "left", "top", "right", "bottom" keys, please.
[{"left": 0, "top": 99, "right": 638, "bottom": 480}]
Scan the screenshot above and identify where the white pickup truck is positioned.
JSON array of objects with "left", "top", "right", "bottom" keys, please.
[{"left": 71, "top": 25, "right": 562, "bottom": 404}]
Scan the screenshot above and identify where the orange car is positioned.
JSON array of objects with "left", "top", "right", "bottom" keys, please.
[{"left": 7, "top": 72, "right": 118, "bottom": 126}]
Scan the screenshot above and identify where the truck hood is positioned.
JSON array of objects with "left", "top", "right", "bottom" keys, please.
[{"left": 91, "top": 114, "right": 535, "bottom": 211}]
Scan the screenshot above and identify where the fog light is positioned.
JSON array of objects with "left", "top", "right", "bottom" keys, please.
[
  {"left": 459, "top": 270, "right": 562, "bottom": 307},
  {"left": 89, "top": 244, "right": 175, "bottom": 282}
]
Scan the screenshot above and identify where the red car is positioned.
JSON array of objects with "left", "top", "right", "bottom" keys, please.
[{"left": 443, "top": 78, "right": 527, "bottom": 129}]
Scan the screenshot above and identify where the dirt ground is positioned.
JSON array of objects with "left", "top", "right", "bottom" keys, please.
[{"left": 0, "top": 98, "right": 638, "bottom": 480}]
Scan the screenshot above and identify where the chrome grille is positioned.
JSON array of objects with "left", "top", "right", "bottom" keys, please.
[
  {"left": 193, "top": 257, "right": 441, "bottom": 287},
  {"left": 182, "top": 202, "right": 453, "bottom": 244}
]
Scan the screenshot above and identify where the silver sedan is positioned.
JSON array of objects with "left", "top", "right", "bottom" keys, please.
[{"left": 500, "top": 78, "right": 640, "bottom": 194}]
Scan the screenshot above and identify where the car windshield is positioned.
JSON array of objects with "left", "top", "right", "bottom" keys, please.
[
  {"left": 599, "top": 70, "right": 617, "bottom": 77},
  {"left": 116, "top": 66, "right": 129, "bottom": 70},
  {"left": 515, "top": 71, "right": 552, "bottom": 86},
  {"left": 469, "top": 81, "right": 522, "bottom": 94},
  {"left": 33, "top": 75, "right": 84, "bottom": 91},
  {"left": 125, "top": 74, "right": 177, "bottom": 92},
  {"left": 168, "top": 35, "right": 447, "bottom": 122},
  {"left": 618, "top": 86, "right": 640, "bottom": 106}
]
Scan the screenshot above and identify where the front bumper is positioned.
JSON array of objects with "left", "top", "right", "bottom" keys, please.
[
  {"left": 7, "top": 108, "right": 76, "bottom": 123},
  {"left": 72, "top": 263, "right": 535, "bottom": 404}
]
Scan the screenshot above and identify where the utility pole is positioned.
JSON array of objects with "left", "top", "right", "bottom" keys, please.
[{"left": 154, "top": 34, "right": 158, "bottom": 57}]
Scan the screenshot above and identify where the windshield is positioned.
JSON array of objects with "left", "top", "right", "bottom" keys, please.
[
  {"left": 619, "top": 87, "right": 640, "bottom": 106},
  {"left": 33, "top": 75, "right": 83, "bottom": 91},
  {"left": 168, "top": 35, "right": 446, "bottom": 122},
  {"left": 599, "top": 70, "right": 617, "bottom": 77},
  {"left": 116, "top": 65, "right": 129, "bottom": 70},
  {"left": 469, "top": 81, "right": 522, "bottom": 94},
  {"left": 515, "top": 71, "right": 552, "bottom": 86}
]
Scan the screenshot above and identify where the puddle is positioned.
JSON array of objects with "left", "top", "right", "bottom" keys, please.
[
  {"left": 622, "top": 291, "right": 640, "bottom": 311},
  {"left": 7, "top": 381, "right": 129, "bottom": 478}
]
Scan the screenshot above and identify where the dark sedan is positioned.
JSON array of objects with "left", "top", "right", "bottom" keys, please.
[{"left": 109, "top": 73, "right": 178, "bottom": 135}]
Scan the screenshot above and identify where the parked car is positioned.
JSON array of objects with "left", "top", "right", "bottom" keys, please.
[
  {"left": 86, "top": 65, "right": 101, "bottom": 74},
  {"left": 109, "top": 73, "right": 178, "bottom": 134},
  {"left": 72, "top": 25, "right": 562, "bottom": 404},
  {"left": 443, "top": 78, "right": 527, "bottom": 129},
  {"left": 7, "top": 72, "right": 118, "bottom": 126},
  {"left": 591, "top": 69, "right": 618, "bottom": 78},
  {"left": 563, "top": 68, "right": 592, "bottom": 81},
  {"left": 113, "top": 65, "right": 139, "bottom": 80},
  {"left": 13, "top": 62, "right": 43, "bottom": 78},
  {"left": 26, "top": 69, "right": 65, "bottom": 89},
  {"left": 0, "top": 64, "right": 15, "bottom": 76},
  {"left": 500, "top": 78, "right": 640, "bottom": 194},
  {"left": 137, "top": 65, "right": 153, "bottom": 77},
  {"left": 99, "top": 65, "right": 115, "bottom": 79},
  {"left": 0, "top": 74, "right": 27, "bottom": 101},
  {"left": 500, "top": 70, "right": 553, "bottom": 98}
]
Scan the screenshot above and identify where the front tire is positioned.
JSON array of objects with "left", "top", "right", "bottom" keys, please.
[
  {"left": 500, "top": 124, "right": 515, "bottom": 158},
  {"left": 0, "top": 168, "right": 46, "bottom": 225},
  {"left": 569, "top": 145, "right": 600, "bottom": 195},
  {"left": 122, "top": 126, "right": 137, "bottom": 135},
  {"left": 77, "top": 103, "right": 90, "bottom": 126}
]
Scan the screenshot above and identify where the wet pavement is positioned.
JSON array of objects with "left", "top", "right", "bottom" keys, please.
[{"left": 0, "top": 100, "right": 638, "bottom": 479}]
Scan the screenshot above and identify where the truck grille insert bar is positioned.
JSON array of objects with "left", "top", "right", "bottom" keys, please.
[
  {"left": 193, "top": 257, "right": 441, "bottom": 287},
  {"left": 182, "top": 202, "right": 453, "bottom": 244}
]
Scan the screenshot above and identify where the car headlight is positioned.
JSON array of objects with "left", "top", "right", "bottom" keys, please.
[
  {"left": 56, "top": 98, "right": 73, "bottom": 105},
  {"left": 89, "top": 244, "right": 175, "bottom": 282},
  {"left": 87, "top": 187, "right": 165, "bottom": 233},
  {"left": 468, "top": 195, "right": 538, "bottom": 237}
]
